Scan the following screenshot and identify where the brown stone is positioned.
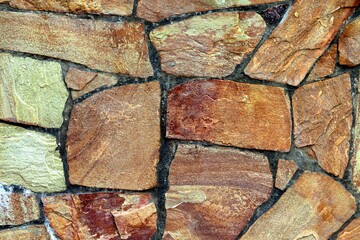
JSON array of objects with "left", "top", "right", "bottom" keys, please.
[
  {"left": 339, "top": 17, "right": 360, "bottom": 67},
  {"left": 67, "top": 82, "right": 160, "bottom": 190},
  {"left": 275, "top": 159, "right": 298, "bottom": 190},
  {"left": 65, "top": 68, "right": 118, "bottom": 99},
  {"left": 293, "top": 74, "right": 352, "bottom": 178},
  {"left": 240, "top": 172, "right": 356, "bottom": 240},
  {"left": 0, "top": 11, "right": 153, "bottom": 77},
  {"left": 137, "top": 0, "right": 282, "bottom": 22},
  {"left": 42, "top": 193, "right": 156, "bottom": 240},
  {"left": 0, "top": 225, "right": 49, "bottom": 240},
  {"left": 307, "top": 44, "right": 337, "bottom": 81},
  {"left": 352, "top": 81, "right": 360, "bottom": 191},
  {"left": 150, "top": 12, "right": 266, "bottom": 77},
  {"left": 164, "top": 144, "right": 273, "bottom": 239},
  {"left": 245, "top": 0, "right": 359, "bottom": 86},
  {"left": 166, "top": 79, "right": 291, "bottom": 151},
  {"left": 337, "top": 217, "right": 360, "bottom": 240}
]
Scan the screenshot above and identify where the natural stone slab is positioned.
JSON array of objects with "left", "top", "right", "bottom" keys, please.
[
  {"left": 245, "top": 0, "right": 359, "bottom": 86},
  {"left": 0, "top": 123, "right": 66, "bottom": 192},
  {"left": 337, "top": 217, "right": 360, "bottom": 240},
  {"left": 65, "top": 68, "right": 118, "bottom": 99},
  {"left": 164, "top": 144, "right": 273, "bottom": 239},
  {"left": 0, "top": 225, "right": 49, "bottom": 240},
  {"left": 307, "top": 44, "right": 337, "bottom": 81},
  {"left": 0, "top": 53, "right": 68, "bottom": 128},
  {"left": 167, "top": 79, "right": 291, "bottom": 151},
  {"left": 150, "top": 12, "right": 266, "bottom": 77},
  {"left": 240, "top": 172, "right": 356, "bottom": 240},
  {"left": 42, "top": 193, "right": 156, "bottom": 240},
  {"left": 67, "top": 82, "right": 160, "bottom": 190},
  {"left": 351, "top": 80, "right": 360, "bottom": 191},
  {"left": 0, "top": 11, "right": 153, "bottom": 77},
  {"left": 275, "top": 159, "right": 298, "bottom": 190},
  {"left": 293, "top": 74, "right": 352, "bottom": 178},
  {"left": 339, "top": 17, "right": 360, "bottom": 67},
  {"left": 137, "top": 0, "right": 282, "bottom": 22}
]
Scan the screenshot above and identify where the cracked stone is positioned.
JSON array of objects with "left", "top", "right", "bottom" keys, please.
[
  {"left": 307, "top": 44, "right": 337, "bottom": 81},
  {"left": 150, "top": 12, "right": 266, "bottom": 77},
  {"left": 0, "top": 225, "right": 49, "bottom": 240},
  {"left": 275, "top": 159, "right": 298, "bottom": 190},
  {"left": 337, "top": 217, "right": 360, "bottom": 240},
  {"left": 339, "top": 17, "right": 360, "bottom": 67}
]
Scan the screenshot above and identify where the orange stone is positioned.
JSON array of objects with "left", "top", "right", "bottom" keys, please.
[
  {"left": 275, "top": 159, "right": 298, "bottom": 190},
  {"left": 307, "top": 44, "right": 337, "bottom": 81},
  {"left": 337, "top": 218, "right": 360, "bottom": 240},
  {"left": 339, "top": 17, "right": 360, "bottom": 67}
]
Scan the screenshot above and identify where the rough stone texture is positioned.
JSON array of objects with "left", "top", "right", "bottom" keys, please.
[
  {"left": 275, "top": 159, "right": 298, "bottom": 190},
  {"left": 260, "top": 4, "right": 288, "bottom": 25},
  {"left": 164, "top": 144, "right": 273, "bottom": 240},
  {"left": 0, "top": 53, "right": 68, "bottom": 128},
  {"left": 337, "top": 217, "right": 360, "bottom": 240},
  {"left": 293, "top": 74, "right": 352, "bottom": 178},
  {"left": 351, "top": 82, "right": 360, "bottom": 191},
  {"left": 245, "top": 0, "right": 359, "bottom": 86},
  {"left": 0, "top": 225, "right": 49, "bottom": 240},
  {"left": 0, "top": 123, "right": 66, "bottom": 192},
  {"left": 67, "top": 82, "right": 160, "bottom": 190},
  {"left": 150, "top": 12, "right": 266, "bottom": 77},
  {"left": 240, "top": 172, "right": 356, "bottom": 240},
  {"left": 339, "top": 17, "right": 360, "bottom": 67},
  {"left": 42, "top": 193, "right": 156, "bottom": 240},
  {"left": 0, "top": 11, "right": 153, "bottom": 77},
  {"left": 307, "top": 44, "right": 337, "bottom": 81},
  {"left": 167, "top": 79, "right": 291, "bottom": 151},
  {"left": 137, "top": 0, "right": 282, "bottom": 22},
  {"left": 65, "top": 68, "right": 118, "bottom": 99}
]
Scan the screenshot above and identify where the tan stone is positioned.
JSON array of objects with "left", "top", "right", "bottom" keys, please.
[
  {"left": 245, "top": 0, "right": 359, "bottom": 86},
  {"left": 307, "top": 44, "right": 337, "bottom": 81},
  {"left": 166, "top": 79, "right": 291, "bottom": 151},
  {"left": 337, "top": 218, "right": 360, "bottom": 240},
  {"left": 150, "top": 12, "right": 266, "bottom": 77},
  {"left": 293, "top": 74, "right": 352, "bottom": 178},
  {"left": 0, "top": 225, "right": 49, "bottom": 240},
  {"left": 275, "top": 159, "right": 298, "bottom": 190},
  {"left": 164, "top": 144, "right": 273, "bottom": 239},
  {"left": 339, "top": 17, "right": 360, "bottom": 67},
  {"left": 67, "top": 82, "right": 160, "bottom": 190},
  {"left": 0, "top": 11, "right": 153, "bottom": 77},
  {"left": 240, "top": 172, "right": 356, "bottom": 240}
]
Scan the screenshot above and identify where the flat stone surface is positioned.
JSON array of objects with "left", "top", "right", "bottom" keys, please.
[
  {"left": 307, "top": 44, "right": 337, "bottom": 81},
  {"left": 0, "top": 11, "right": 153, "bottom": 77},
  {"left": 275, "top": 159, "right": 298, "bottom": 190},
  {"left": 137, "top": 0, "right": 282, "bottom": 22},
  {"left": 293, "top": 74, "right": 352, "bottom": 178},
  {"left": 0, "top": 225, "right": 49, "bottom": 240},
  {"left": 65, "top": 68, "right": 118, "bottom": 99},
  {"left": 67, "top": 82, "right": 160, "bottom": 190},
  {"left": 339, "top": 17, "right": 360, "bottom": 67},
  {"left": 245, "top": 0, "right": 359, "bottom": 86},
  {"left": 337, "top": 217, "right": 360, "bottom": 240},
  {"left": 150, "top": 12, "right": 266, "bottom": 77},
  {"left": 166, "top": 79, "right": 291, "bottom": 151},
  {"left": 0, "top": 53, "right": 68, "bottom": 128},
  {"left": 164, "top": 144, "right": 273, "bottom": 240},
  {"left": 42, "top": 193, "right": 156, "bottom": 240},
  {"left": 0, "top": 123, "right": 66, "bottom": 192},
  {"left": 240, "top": 172, "right": 356, "bottom": 240}
]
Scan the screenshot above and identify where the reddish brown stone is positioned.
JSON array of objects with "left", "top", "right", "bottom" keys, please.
[
  {"left": 166, "top": 79, "right": 291, "bottom": 151},
  {"left": 0, "top": 225, "right": 49, "bottom": 240},
  {"left": 293, "top": 74, "right": 352, "bottom": 178},
  {"left": 245, "top": 0, "right": 359, "bottom": 86},
  {"left": 164, "top": 144, "right": 273, "bottom": 239},
  {"left": 337, "top": 218, "right": 360, "bottom": 240},
  {"left": 339, "top": 17, "right": 360, "bottom": 67},
  {"left": 241, "top": 172, "right": 356, "bottom": 240},
  {"left": 307, "top": 44, "right": 337, "bottom": 81},
  {"left": 67, "top": 82, "right": 160, "bottom": 190},
  {"left": 275, "top": 159, "right": 298, "bottom": 190}
]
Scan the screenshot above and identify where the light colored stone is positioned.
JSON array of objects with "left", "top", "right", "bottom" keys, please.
[
  {"left": 307, "top": 44, "right": 337, "bottom": 81},
  {"left": 351, "top": 78, "right": 360, "bottom": 191},
  {"left": 275, "top": 159, "right": 298, "bottom": 190},
  {"left": 339, "top": 17, "right": 360, "bottom": 67},
  {"left": 0, "top": 225, "right": 49, "bottom": 240},
  {"left": 337, "top": 217, "right": 360, "bottom": 240}
]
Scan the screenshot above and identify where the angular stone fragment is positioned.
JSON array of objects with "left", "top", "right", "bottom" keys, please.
[
  {"left": 42, "top": 193, "right": 156, "bottom": 240},
  {"left": 67, "top": 82, "right": 160, "bottom": 190},
  {"left": 65, "top": 68, "right": 118, "bottom": 99},
  {"left": 164, "top": 144, "right": 273, "bottom": 239},
  {"left": 275, "top": 159, "right": 298, "bottom": 190},
  {"left": 167, "top": 79, "right": 291, "bottom": 151},
  {"left": 245, "top": 0, "right": 359, "bottom": 86},
  {"left": 351, "top": 82, "right": 360, "bottom": 191},
  {"left": 339, "top": 17, "right": 360, "bottom": 67},
  {"left": 337, "top": 217, "right": 360, "bottom": 240},
  {"left": 307, "top": 44, "right": 337, "bottom": 81},
  {"left": 0, "top": 53, "right": 68, "bottom": 128},
  {"left": 0, "top": 123, "right": 66, "bottom": 192},
  {"left": 137, "top": 0, "right": 282, "bottom": 22},
  {"left": 240, "top": 172, "right": 356, "bottom": 240},
  {"left": 0, "top": 11, "right": 153, "bottom": 77},
  {"left": 0, "top": 225, "right": 49, "bottom": 240},
  {"left": 260, "top": 4, "right": 288, "bottom": 25},
  {"left": 150, "top": 12, "right": 266, "bottom": 77},
  {"left": 293, "top": 74, "right": 352, "bottom": 178}
]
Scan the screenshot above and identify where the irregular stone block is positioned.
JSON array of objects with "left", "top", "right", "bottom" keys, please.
[
  {"left": 339, "top": 17, "right": 360, "bottom": 67},
  {"left": 293, "top": 74, "right": 352, "bottom": 178},
  {"left": 307, "top": 44, "right": 337, "bottom": 81},
  {"left": 0, "top": 123, "right": 66, "bottom": 192},
  {"left": 164, "top": 144, "right": 273, "bottom": 239},
  {"left": 67, "top": 82, "right": 160, "bottom": 190},
  {"left": 240, "top": 172, "right": 356, "bottom": 240},
  {"left": 275, "top": 159, "right": 298, "bottom": 190},
  {"left": 166, "top": 79, "right": 291, "bottom": 151},
  {"left": 245, "top": 0, "right": 359, "bottom": 86},
  {"left": 0, "top": 11, "right": 153, "bottom": 77},
  {"left": 0, "top": 225, "right": 49, "bottom": 240},
  {"left": 150, "top": 12, "right": 266, "bottom": 77},
  {"left": 0, "top": 53, "right": 68, "bottom": 128},
  {"left": 337, "top": 217, "right": 360, "bottom": 240}
]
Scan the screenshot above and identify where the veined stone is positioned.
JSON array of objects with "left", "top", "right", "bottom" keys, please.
[
  {"left": 307, "top": 44, "right": 337, "bottom": 81},
  {"left": 275, "top": 159, "right": 298, "bottom": 190},
  {"left": 339, "top": 17, "right": 360, "bottom": 67},
  {"left": 0, "top": 225, "right": 49, "bottom": 240},
  {"left": 337, "top": 218, "right": 360, "bottom": 240}
]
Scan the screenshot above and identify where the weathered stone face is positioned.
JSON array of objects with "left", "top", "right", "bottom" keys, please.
[
  {"left": 150, "top": 12, "right": 266, "bottom": 77},
  {"left": 307, "top": 44, "right": 337, "bottom": 81},
  {"left": 339, "top": 17, "right": 360, "bottom": 67},
  {"left": 275, "top": 159, "right": 298, "bottom": 190},
  {"left": 351, "top": 78, "right": 360, "bottom": 191},
  {"left": 0, "top": 225, "right": 50, "bottom": 240},
  {"left": 337, "top": 218, "right": 360, "bottom": 240}
]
